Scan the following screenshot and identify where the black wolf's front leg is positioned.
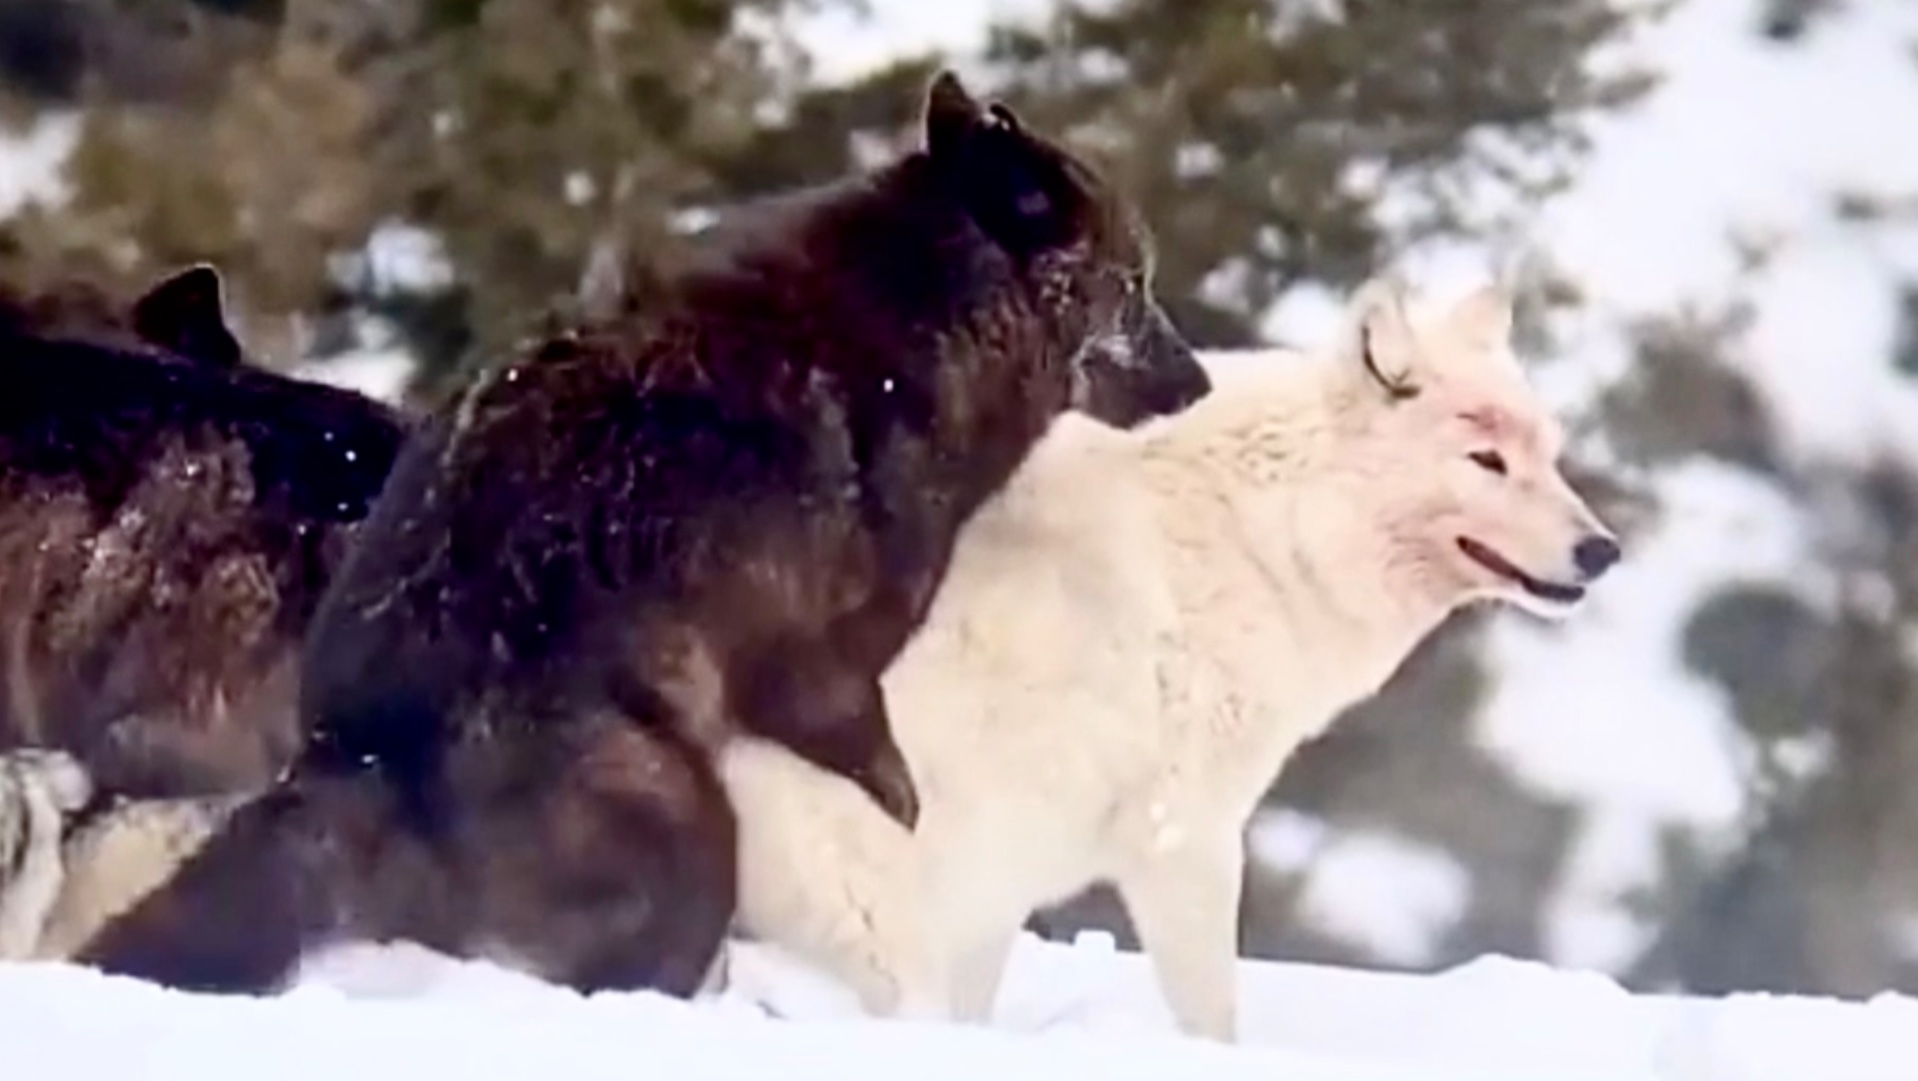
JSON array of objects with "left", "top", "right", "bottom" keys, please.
[{"left": 730, "top": 638, "right": 920, "bottom": 830}]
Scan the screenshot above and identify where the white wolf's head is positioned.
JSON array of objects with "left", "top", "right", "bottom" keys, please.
[{"left": 1314, "top": 275, "right": 1619, "bottom": 621}]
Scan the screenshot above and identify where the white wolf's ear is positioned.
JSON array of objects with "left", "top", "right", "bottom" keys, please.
[
  {"left": 1444, "top": 282, "right": 1514, "bottom": 354},
  {"left": 1345, "top": 274, "right": 1420, "bottom": 403}
]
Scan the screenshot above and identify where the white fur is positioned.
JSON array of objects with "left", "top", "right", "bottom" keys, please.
[
  {"left": 0, "top": 749, "right": 91, "bottom": 959},
  {"left": 722, "top": 277, "right": 1616, "bottom": 1041},
  {"left": 32, "top": 792, "right": 241, "bottom": 960},
  {"left": 0, "top": 749, "right": 238, "bottom": 962}
]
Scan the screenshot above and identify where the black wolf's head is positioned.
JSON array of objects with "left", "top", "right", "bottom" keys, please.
[{"left": 917, "top": 71, "right": 1211, "bottom": 429}]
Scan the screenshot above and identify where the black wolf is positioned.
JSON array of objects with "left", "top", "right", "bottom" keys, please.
[{"left": 0, "top": 265, "right": 407, "bottom": 798}]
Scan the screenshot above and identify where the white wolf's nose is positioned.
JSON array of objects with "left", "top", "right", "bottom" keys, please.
[{"left": 1572, "top": 534, "right": 1621, "bottom": 580}]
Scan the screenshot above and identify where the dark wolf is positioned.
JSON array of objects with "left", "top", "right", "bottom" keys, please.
[
  {"left": 79, "top": 70, "right": 1212, "bottom": 997},
  {"left": 0, "top": 265, "right": 408, "bottom": 799},
  {"left": 0, "top": 264, "right": 243, "bottom": 370}
]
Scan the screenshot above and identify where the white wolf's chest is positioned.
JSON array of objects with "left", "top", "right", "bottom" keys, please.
[{"left": 877, "top": 472, "right": 1358, "bottom": 922}]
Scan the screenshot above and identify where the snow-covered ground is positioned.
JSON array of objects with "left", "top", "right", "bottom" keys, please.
[{"left": 4, "top": 935, "right": 1913, "bottom": 1081}]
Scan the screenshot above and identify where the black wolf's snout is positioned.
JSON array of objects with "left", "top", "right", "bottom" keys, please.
[
  {"left": 1076, "top": 298, "right": 1211, "bottom": 429},
  {"left": 1572, "top": 534, "right": 1622, "bottom": 580},
  {"left": 1135, "top": 299, "right": 1210, "bottom": 414}
]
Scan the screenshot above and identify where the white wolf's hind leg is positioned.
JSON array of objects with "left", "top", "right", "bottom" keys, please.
[
  {"left": 725, "top": 739, "right": 953, "bottom": 1023},
  {"left": 0, "top": 749, "right": 93, "bottom": 960},
  {"left": 949, "top": 928, "right": 1018, "bottom": 1023},
  {"left": 742, "top": 845, "right": 954, "bottom": 1022}
]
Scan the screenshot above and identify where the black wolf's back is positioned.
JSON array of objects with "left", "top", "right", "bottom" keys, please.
[{"left": 0, "top": 292, "right": 409, "bottom": 797}]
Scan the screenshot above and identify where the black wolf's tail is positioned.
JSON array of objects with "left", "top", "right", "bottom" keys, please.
[{"left": 76, "top": 769, "right": 419, "bottom": 994}]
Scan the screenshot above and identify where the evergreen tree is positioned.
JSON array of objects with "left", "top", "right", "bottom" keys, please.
[{"left": 1, "top": 0, "right": 833, "bottom": 393}]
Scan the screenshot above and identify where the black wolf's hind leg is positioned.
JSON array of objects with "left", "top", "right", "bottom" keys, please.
[
  {"left": 731, "top": 641, "right": 919, "bottom": 830},
  {"left": 474, "top": 724, "right": 738, "bottom": 997}
]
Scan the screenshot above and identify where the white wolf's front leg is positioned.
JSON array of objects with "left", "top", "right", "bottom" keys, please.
[
  {"left": 1116, "top": 825, "right": 1244, "bottom": 1043},
  {"left": 949, "top": 928, "right": 1018, "bottom": 1023},
  {"left": 0, "top": 749, "right": 93, "bottom": 960}
]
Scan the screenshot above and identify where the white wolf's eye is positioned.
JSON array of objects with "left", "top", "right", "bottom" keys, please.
[{"left": 1469, "top": 450, "right": 1508, "bottom": 476}]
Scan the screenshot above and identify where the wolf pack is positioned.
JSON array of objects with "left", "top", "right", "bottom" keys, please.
[{"left": 0, "top": 72, "right": 1621, "bottom": 1044}]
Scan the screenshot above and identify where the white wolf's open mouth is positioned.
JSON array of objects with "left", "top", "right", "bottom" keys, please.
[{"left": 1456, "top": 537, "right": 1585, "bottom": 606}]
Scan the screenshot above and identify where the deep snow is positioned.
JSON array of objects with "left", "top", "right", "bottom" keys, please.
[{"left": 2, "top": 933, "right": 1913, "bottom": 1081}]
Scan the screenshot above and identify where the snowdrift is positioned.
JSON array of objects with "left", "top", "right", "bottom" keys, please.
[{"left": 3, "top": 933, "right": 1912, "bottom": 1081}]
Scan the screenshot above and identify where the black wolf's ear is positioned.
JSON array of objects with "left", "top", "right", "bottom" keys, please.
[
  {"left": 132, "top": 263, "right": 242, "bottom": 369},
  {"left": 925, "top": 71, "right": 988, "bottom": 161},
  {"left": 922, "top": 70, "right": 1085, "bottom": 258}
]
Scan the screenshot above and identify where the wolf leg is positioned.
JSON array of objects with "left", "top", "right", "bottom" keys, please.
[
  {"left": 36, "top": 793, "right": 241, "bottom": 960},
  {"left": 724, "top": 736, "right": 948, "bottom": 1019},
  {"left": 745, "top": 874, "right": 950, "bottom": 1021},
  {"left": 1115, "top": 829, "right": 1244, "bottom": 1043},
  {"left": 0, "top": 749, "right": 92, "bottom": 959},
  {"left": 76, "top": 779, "right": 356, "bottom": 992},
  {"left": 471, "top": 722, "right": 738, "bottom": 997},
  {"left": 731, "top": 637, "right": 919, "bottom": 830},
  {"left": 950, "top": 928, "right": 1018, "bottom": 1023}
]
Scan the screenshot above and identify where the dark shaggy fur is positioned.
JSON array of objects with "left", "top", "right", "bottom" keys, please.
[
  {"left": 0, "top": 265, "right": 243, "bottom": 370},
  {"left": 0, "top": 265, "right": 407, "bottom": 798},
  {"left": 80, "top": 71, "right": 1211, "bottom": 996}
]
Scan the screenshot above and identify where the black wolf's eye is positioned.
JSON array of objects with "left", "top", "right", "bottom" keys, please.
[{"left": 1469, "top": 450, "right": 1508, "bottom": 476}]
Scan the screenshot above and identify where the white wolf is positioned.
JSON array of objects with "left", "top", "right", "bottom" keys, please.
[
  {"left": 0, "top": 276, "right": 1619, "bottom": 1044},
  {"left": 721, "top": 274, "right": 1620, "bottom": 1041}
]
